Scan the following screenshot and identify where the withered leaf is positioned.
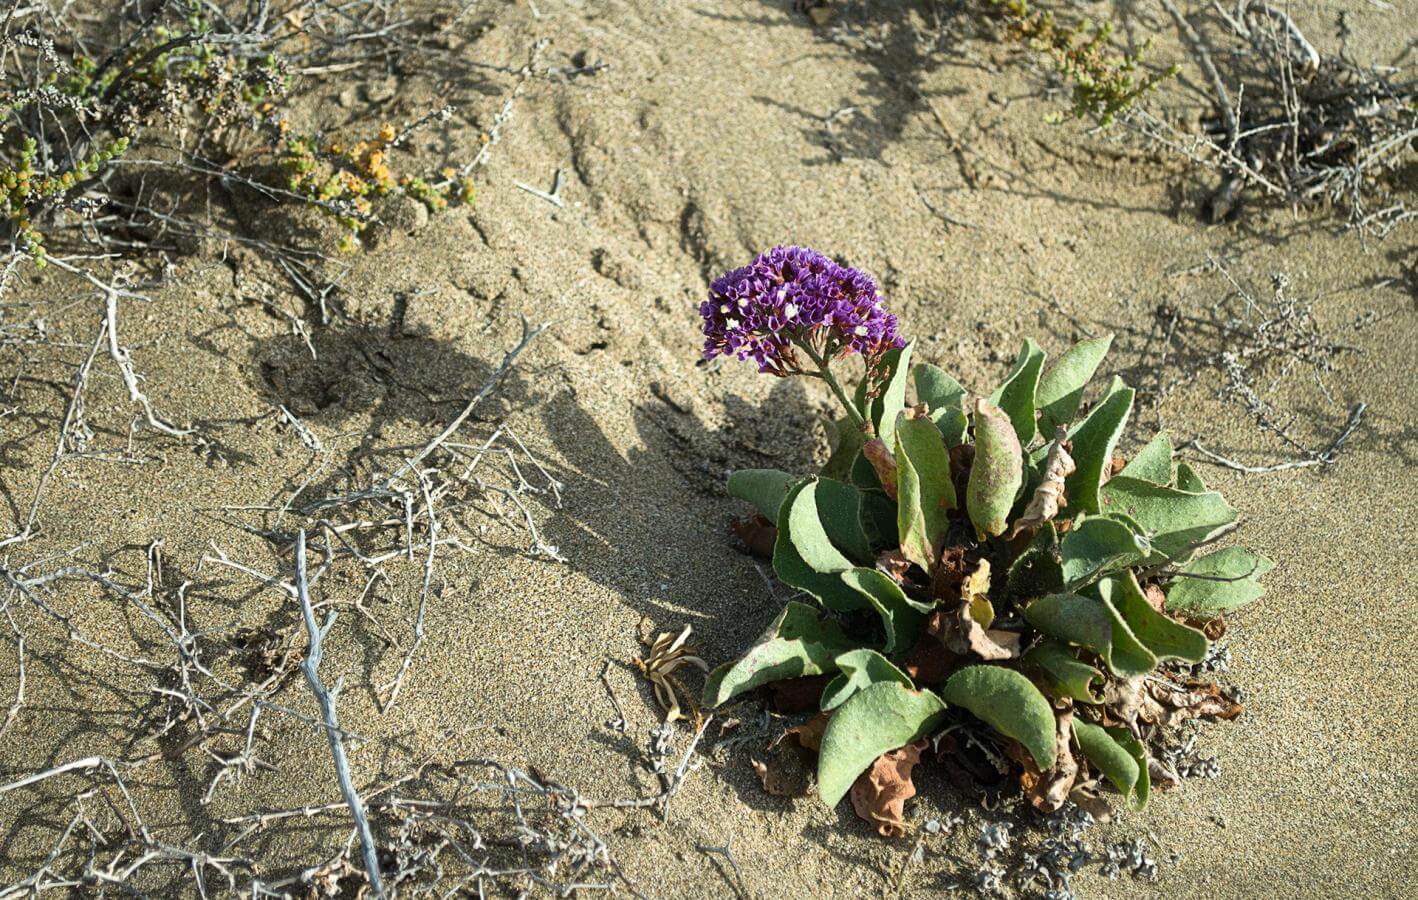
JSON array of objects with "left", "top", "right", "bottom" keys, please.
[
  {"left": 930, "top": 544, "right": 972, "bottom": 598},
  {"left": 862, "top": 438, "right": 900, "bottom": 500},
  {"left": 1008, "top": 428, "right": 1076, "bottom": 539},
  {"left": 1143, "top": 582, "right": 1168, "bottom": 614},
  {"left": 930, "top": 559, "right": 1020, "bottom": 661},
  {"left": 1143, "top": 679, "right": 1244, "bottom": 726},
  {"left": 729, "top": 514, "right": 777, "bottom": 559},
  {"left": 849, "top": 739, "right": 927, "bottom": 838},
  {"left": 876, "top": 549, "right": 914, "bottom": 585},
  {"left": 1014, "top": 710, "right": 1079, "bottom": 813},
  {"left": 1149, "top": 756, "right": 1182, "bottom": 792},
  {"left": 901, "top": 619, "right": 963, "bottom": 686}
]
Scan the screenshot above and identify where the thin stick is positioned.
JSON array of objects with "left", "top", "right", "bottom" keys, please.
[{"left": 294, "top": 529, "right": 385, "bottom": 899}]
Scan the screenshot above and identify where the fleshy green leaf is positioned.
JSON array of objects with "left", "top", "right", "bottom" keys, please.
[
  {"left": 822, "top": 418, "right": 867, "bottom": 482},
  {"left": 895, "top": 412, "right": 955, "bottom": 570},
  {"left": 1037, "top": 334, "right": 1114, "bottom": 433},
  {"left": 773, "top": 480, "right": 867, "bottom": 612},
  {"left": 727, "top": 469, "right": 798, "bottom": 525},
  {"left": 1063, "top": 377, "right": 1134, "bottom": 515},
  {"left": 840, "top": 567, "right": 931, "bottom": 654},
  {"left": 818, "top": 681, "right": 947, "bottom": 806},
  {"left": 940, "top": 665, "right": 1057, "bottom": 770},
  {"left": 1174, "top": 460, "right": 1207, "bottom": 493},
  {"left": 1058, "top": 515, "right": 1150, "bottom": 587},
  {"left": 874, "top": 341, "right": 915, "bottom": 449},
  {"left": 1099, "top": 476, "right": 1236, "bottom": 560},
  {"left": 703, "top": 602, "right": 856, "bottom": 707},
  {"left": 1119, "top": 432, "right": 1173, "bottom": 484},
  {"left": 1023, "top": 592, "right": 1158, "bottom": 677},
  {"left": 1164, "top": 547, "right": 1273, "bottom": 618},
  {"left": 988, "top": 339, "right": 1046, "bottom": 446},
  {"left": 815, "top": 477, "right": 874, "bottom": 564},
  {"left": 820, "top": 648, "right": 914, "bottom": 711},
  {"left": 967, "top": 399, "right": 1024, "bottom": 538},
  {"left": 1023, "top": 640, "right": 1104, "bottom": 703},
  {"left": 1098, "top": 572, "right": 1207, "bottom": 663},
  {"left": 913, "top": 362, "right": 968, "bottom": 446},
  {"left": 1073, "top": 721, "right": 1150, "bottom": 811}
]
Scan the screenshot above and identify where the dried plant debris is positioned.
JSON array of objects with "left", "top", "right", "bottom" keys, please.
[
  {"left": 1134, "top": 259, "right": 1366, "bottom": 474},
  {"left": 636, "top": 623, "right": 710, "bottom": 725},
  {"left": 699, "top": 247, "right": 1266, "bottom": 845},
  {"left": 1146, "top": 0, "right": 1416, "bottom": 228}
]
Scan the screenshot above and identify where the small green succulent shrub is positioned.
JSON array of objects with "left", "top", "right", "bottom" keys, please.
[{"left": 698, "top": 247, "right": 1267, "bottom": 828}]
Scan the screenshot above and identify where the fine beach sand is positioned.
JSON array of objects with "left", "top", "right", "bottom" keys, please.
[{"left": 1, "top": 1, "right": 1414, "bottom": 897}]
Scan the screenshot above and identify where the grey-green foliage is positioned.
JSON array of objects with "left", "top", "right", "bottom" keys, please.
[{"left": 707, "top": 335, "right": 1268, "bottom": 813}]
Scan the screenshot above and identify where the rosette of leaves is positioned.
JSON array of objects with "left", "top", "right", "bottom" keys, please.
[{"left": 704, "top": 335, "right": 1268, "bottom": 825}]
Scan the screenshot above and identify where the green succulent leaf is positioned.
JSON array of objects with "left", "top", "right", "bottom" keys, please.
[
  {"left": 895, "top": 411, "right": 956, "bottom": 570},
  {"left": 967, "top": 399, "right": 1024, "bottom": 538},
  {"left": 1173, "top": 460, "right": 1207, "bottom": 493},
  {"left": 818, "top": 681, "right": 947, "bottom": 807},
  {"left": 988, "top": 338, "right": 1046, "bottom": 446},
  {"left": 870, "top": 341, "right": 915, "bottom": 448},
  {"left": 1164, "top": 547, "right": 1273, "bottom": 618},
  {"left": 773, "top": 479, "right": 867, "bottom": 611},
  {"left": 820, "top": 648, "right": 914, "bottom": 711},
  {"left": 815, "top": 477, "right": 874, "bottom": 564},
  {"left": 1118, "top": 432, "right": 1173, "bottom": 484},
  {"left": 1058, "top": 514, "right": 1150, "bottom": 587},
  {"left": 1073, "top": 721, "right": 1150, "bottom": 811},
  {"left": 1037, "top": 334, "right": 1114, "bottom": 434},
  {"left": 1023, "top": 640, "right": 1104, "bottom": 703},
  {"left": 1006, "top": 523, "right": 1066, "bottom": 599},
  {"left": 703, "top": 602, "right": 856, "bottom": 707},
  {"left": 822, "top": 417, "right": 867, "bottom": 482},
  {"left": 726, "top": 469, "right": 798, "bottom": 525},
  {"left": 1063, "top": 377, "right": 1134, "bottom": 515},
  {"left": 1024, "top": 592, "right": 1158, "bottom": 677},
  {"left": 940, "top": 665, "right": 1057, "bottom": 770},
  {"left": 913, "top": 362, "right": 969, "bottom": 446},
  {"left": 1098, "top": 572, "right": 1207, "bottom": 663},
  {"left": 840, "top": 567, "right": 931, "bottom": 654},
  {"left": 1099, "top": 475, "right": 1236, "bottom": 560}
]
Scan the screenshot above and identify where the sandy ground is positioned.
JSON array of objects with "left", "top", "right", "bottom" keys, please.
[{"left": 1, "top": 1, "right": 1415, "bottom": 897}]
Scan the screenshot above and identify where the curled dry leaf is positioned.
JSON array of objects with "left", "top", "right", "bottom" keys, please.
[
  {"left": 930, "top": 543, "right": 972, "bottom": 598},
  {"left": 1015, "top": 710, "right": 1079, "bottom": 813},
  {"left": 876, "top": 549, "right": 914, "bottom": 585},
  {"left": 1143, "top": 679, "right": 1244, "bottom": 727},
  {"left": 729, "top": 514, "right": 777, "bottom": 559},
  {"left": 635, "top": 624, "right": 710, "bottom": 725},
  {"left": 849, "top": 739, "right": 927, "bottom": 838},
  {"left": 932, "top": 558, "right": 1020, "bottom": 660},
  {"left": 1007, "top": 428, "right": 1076, "bottom": 539},
  {"left": 1143, "top": 581, "right": 1168, "bottom": 614},
  {"left": 1149, "top": 756, "right": 1182, "bottom": 792},
  {"left": 863, "top": 438, "right": 899, "bottom": 499}
]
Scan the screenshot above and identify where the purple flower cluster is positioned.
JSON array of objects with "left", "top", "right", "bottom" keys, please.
[{"left": 700, "top": 246, "right": 903, "bottom": 374}]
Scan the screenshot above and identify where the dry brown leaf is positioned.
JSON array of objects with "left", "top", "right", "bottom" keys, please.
[
  {"left": 862, "top": 438, "right": 899, "bottom": 499},
  {"left": 1143, "top": 679, "right": 1244, "bottom": 727},
  {"left": 1143, "top": 582, "right": 1168, "bottom": 614},
  {"left": 930, "top": 544, "right": 972, "bottom": 598},
  {"left": 729, "top": 514, "right": 777, "bottom": 559},
  {"left": 877, "top": 549, "right": 914, "bottom": 585},
  {"left": 1008, "top": 428, "right": 1075, "bottom": 538},
  {"left": 1149, "top": 756, "right": 1182, "bottom": 792},
  {"left": 849, "top": 740, "right": 927, "bottom": 838},
  {"left": 1015, "top": 710, "right": 1079, "bottom": 813},
  {"left": 781, "top": 713, "right": 829, "bottom": 753},
  {"left": 930, "top": 559, "right": 1020, "bottom": 661}
]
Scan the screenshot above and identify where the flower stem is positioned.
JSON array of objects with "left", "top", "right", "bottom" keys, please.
[{"left": 799, "top": 342, "right": 870, "bottom": 434}]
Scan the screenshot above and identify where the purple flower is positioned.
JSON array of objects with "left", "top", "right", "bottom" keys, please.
[{"left": 700, "top": 246, "right": 903, "bottom": 375}]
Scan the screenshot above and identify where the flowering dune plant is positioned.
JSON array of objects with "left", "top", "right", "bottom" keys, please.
[{"left": 699, "top": 247, "right": 1268, "bottom": 833}]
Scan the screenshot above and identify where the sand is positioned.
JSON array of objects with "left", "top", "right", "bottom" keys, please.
[{"left": 1, "top": 1, "right": 1414, "bottom": 897}]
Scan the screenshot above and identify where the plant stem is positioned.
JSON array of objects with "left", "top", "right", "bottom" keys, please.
[{"left": 799, "top": 342, "right": 869, "bottom": 434}]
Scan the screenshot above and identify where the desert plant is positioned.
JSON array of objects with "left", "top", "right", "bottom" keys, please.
[{"left": 698, "top": 246, "right": 1267, "bottom": 831}]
